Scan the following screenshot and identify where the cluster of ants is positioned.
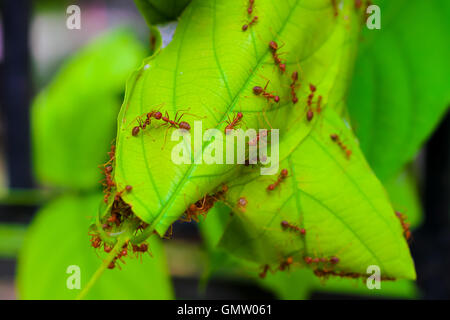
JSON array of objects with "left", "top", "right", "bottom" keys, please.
[
  {"left": 90, "top": 196, "right": 153, "bottom": 270},
  {"left": 258, "top": 253, "right": 340, "bottom": 279},
  {"left": 90, "top": 234, "right": 151, "bottom": 270},
  {"left": 181, "top": 185, "right": 229, "bottom": 222}
]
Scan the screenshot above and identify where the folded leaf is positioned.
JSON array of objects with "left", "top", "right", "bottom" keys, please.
[{"left": 112, "top": 0, "right": 361, "bottom": 239}]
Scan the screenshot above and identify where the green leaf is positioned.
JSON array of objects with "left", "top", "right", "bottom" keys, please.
[
  {"left": 17, "top": 194, "right": 173, "bottom": 299},
  {"left": 0, "top": 224, "right": 27, "bottom": 258},
  {"left": 218, "top": 106, "right": 416, "bottom": 280},
  {"left": 348, "top": 0, "right": 450, "bottom": 181},
  {"left": 134, "top": 0, "right": 191, "bottom": 25},
  {"left": 113, "top": 0, "right": 361, "bottom": 237},
  {"left": 32, "top": 29, "right": 147, "bottom": 190}
]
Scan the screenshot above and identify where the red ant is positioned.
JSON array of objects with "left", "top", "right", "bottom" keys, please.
[
  {"left": 131, "top": 110, "right": 163, "bottom": 136},
  {"left": 104, "top": 244, "right": 112, "bottom": 253},
  {"left": 114, "top": 185, "right": 133, "bottom": 201},
  {"left": 395, "top": 211, "right": 412, "bottom": 242},
  {"left": 100, "top": 164, "right": 116, "bottom": 203},
  {"left": 90, "top": 235, "right": 102, "bottom": 249},
  {"left": 160, "top": 110, "right": 191, "bottom": 130},
  {"left": 107, "top": 144, "right": 116, "bottom": 163},
  {"left": 182, "top": 195, "right": 211, "bottom": 222},
  {"left": 281, "top": 220, "right": 306, "bottom": 236},
  {"left": 290, "top": 71, "right": 300, "bottom": 104},
  {"left": 279, "top": 256, "right": 294, "bottom": 271},
  {"left": 259, "top": 264, "right": 271, "bottom": 278},
  {"left": 224, "top": 112, "right": 244, "bottom": 134},
  {"left": 330, "top": 133, "right": 352, "bottom": 159},
  {"left": 237, "top": 197, "right": 248, "bottom": 211},
  {"left": 267, "top": 169, "right": 288, "bottom": 191},
  {"left": 132, "top": 243, "right": 152, "bottom": 262},
  {"left": 182, "top": 186, "right": 228, "bottom": 222},
  {"left": 306, "top": 83, "right": 321, "bottom": 121},
  {"left": 268, "top": 40, "right": 286, "bottom": 73},
  {"left": 242, "top": 16, "right": 258, "bottom": 31},
  {"left": 247, "top": 0, "right": 255, "bottom": 15},
  {"left": 107, "top": 212, "right": 121, "bottom": 227},
  {"left": 253, "top": 81, "right": 280, "bottom": 103}
]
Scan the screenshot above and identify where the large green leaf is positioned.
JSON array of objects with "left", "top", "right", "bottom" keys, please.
[
  {"left": 112, "top": 0, "right": 361, "bottom": 238},
  {"left": 134, "top": 0, "right": 191, "bottom": 25},
  {"left": 32, "top": 29, "right": 147, "bottom": 190},
  {"left": 217, "top": 106, "right": 415, "bottom": 280},
  {"left": 17, "top": 194, "right": 173, "bottom": 299},
  {"left": 348, "top": 0, "right": 450, "bottom": 181}
]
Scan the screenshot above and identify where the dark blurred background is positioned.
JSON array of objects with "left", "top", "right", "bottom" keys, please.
[{"left": 0, "top": 0, "right": 448, "bottom": 299}]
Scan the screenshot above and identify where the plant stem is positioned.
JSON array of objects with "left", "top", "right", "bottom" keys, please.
[{"left": 76, "top": 236, "right": 127, "bottom": 300}]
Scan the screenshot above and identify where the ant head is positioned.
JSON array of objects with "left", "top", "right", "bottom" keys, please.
[
  {"left": 292, "top": 71, "right": 298, "bottom": 81},
  {"left": 280, "top": 169, "right": 288, "bottom": 177},
  {"left": 153, "top": 111, "right": 162, "bottom": 120},
  {"left": 309, "top": 84, "right": 317, "bottom": 92},
  {"left": 236, "top": 112, "right": 243, "bottom": 119},
  {"left": 253, "top": 86, "right": 263, "bottom": 95},
  {"left": 269, "top": 40, "right": 278, "bottom": 52}
]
